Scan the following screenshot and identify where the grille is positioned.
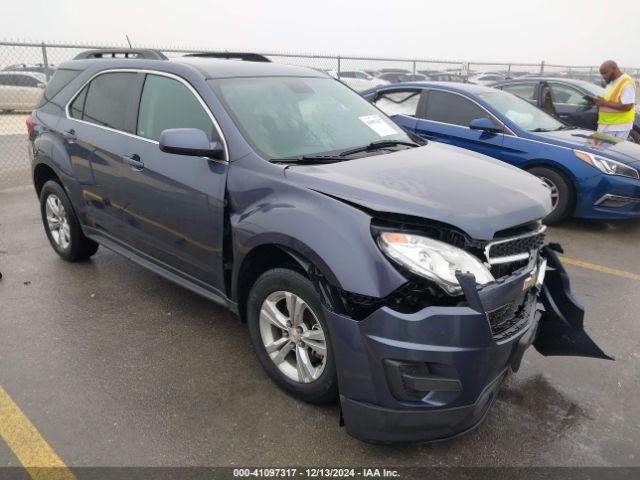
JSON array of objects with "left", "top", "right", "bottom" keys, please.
[
  {"left": 485, "top": 227, "right": 546, "bottom": 265},
  {"left": 487, "top": 295, "right": 534, "bottom": 341}
]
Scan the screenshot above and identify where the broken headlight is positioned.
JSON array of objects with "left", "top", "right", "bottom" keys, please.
[{"left": 377, "top": 231, "right": 494, "bottom": 295}]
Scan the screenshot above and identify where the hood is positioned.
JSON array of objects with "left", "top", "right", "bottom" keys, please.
[
  {"left": 535, "top": 129, "right": 640, "bottom": 165},
  {"left": 284, "top": 142, "right": 551, "bottom": 240}
]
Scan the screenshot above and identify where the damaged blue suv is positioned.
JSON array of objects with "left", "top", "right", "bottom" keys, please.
[{"left": 28, "top": 49, "right": 610, "bottom": 443}]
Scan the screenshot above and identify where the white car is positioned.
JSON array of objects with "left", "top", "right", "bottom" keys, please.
[
  {"left": 326, "top": 70, "right": 389, "bottom": 92},
  {"left": 467, "top": 72, "right": 507, "bottom": 86},
  {"left": 0, "top": 72, "right": 46, "bottom": 112}
]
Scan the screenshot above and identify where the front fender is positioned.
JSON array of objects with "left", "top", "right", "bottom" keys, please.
[{"left": 228, "top": 160, "right": 407, "bottom": 300}]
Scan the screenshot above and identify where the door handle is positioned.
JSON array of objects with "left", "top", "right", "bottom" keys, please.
[
  {"left": 122, "top": 154, "right": 144, "bottom": 170},
  {"left": 61, "top": 129, "right": 76, "bottom": 142}
]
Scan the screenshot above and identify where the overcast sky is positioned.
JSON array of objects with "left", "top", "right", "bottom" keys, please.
[{"left": 5, "top": 0, "right": 640, "bottom": 67}]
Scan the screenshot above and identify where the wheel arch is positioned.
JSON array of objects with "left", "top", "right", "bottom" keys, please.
[{"left": 524, "top": 160, "right": 578, "bottom": 217}]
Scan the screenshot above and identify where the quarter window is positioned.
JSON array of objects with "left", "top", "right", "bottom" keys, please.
[
  {"left": 373, "top": 90, "right": 421, "bottom": 117},
  {"left": 423, "top": 90, "right": 497, "bottom": 128},
  {"left": 136, "top": 74, "right": 216, "bottom": 142},
  {"left": 79, "top": 72, "right": 138, "bottom": 132}
]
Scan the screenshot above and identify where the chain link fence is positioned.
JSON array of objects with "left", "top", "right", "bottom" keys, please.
[{"left": 1, "top": 40, "right": 639, "bottom": 189}]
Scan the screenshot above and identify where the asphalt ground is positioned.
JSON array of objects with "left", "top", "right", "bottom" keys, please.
[{"left": 0, "top": 186, "right": 639, "bottom": 474}]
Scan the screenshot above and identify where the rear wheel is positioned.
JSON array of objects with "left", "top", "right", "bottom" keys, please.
[
  {"left": 528, "top": 166, "right": 574, "bottom": 225},
  {"left": 39, "top": 180, "right": 99, "bottom": 261},
  {"left": 246, "top": 268, "right": 338, "bottom": 404}
]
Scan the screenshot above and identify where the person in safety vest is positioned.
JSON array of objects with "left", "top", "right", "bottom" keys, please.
[{"left": 594, "top": 60, "right": 636, "bottom": 140}]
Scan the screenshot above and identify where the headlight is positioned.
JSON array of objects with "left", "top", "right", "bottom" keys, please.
[
  {"left": 574, "top": 150, "right": 639, "bottom": 179},
  {"left": 377, "top": 232, "right": 494, "bottom": 295}
]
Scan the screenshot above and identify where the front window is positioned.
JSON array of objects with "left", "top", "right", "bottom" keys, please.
[
  {"left": 478, "top": 90, "right": 564, "bottom": 132},
  {"left": 209, "top": 77, "right": 410, "bottom": 159}
]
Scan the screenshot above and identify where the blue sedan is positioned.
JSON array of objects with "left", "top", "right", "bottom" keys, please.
[{"left": 362, "top": 82, "right": 640, "bottom": 223}]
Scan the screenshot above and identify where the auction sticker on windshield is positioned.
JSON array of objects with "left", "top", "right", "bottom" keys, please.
[{"left": 359, "top": 115, "right": 397, "bottom": 137}]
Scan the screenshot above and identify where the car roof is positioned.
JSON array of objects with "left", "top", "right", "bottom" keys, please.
[
  {"left": 492, "top": 76, "right": 598, "bottom": 87},
  {"left": 59, "top": 56, "right": 328, "bottom": 80},
  {"left": 379, "top": 81, "right": 497, "bottom": 95}
]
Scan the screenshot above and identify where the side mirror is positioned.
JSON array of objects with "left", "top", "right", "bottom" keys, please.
[
  {"left": 469, "top": 117, "right": 503, "bottom": 134},
  {"left": 159, "top": 128, "right": 224, "bottom": 159}
]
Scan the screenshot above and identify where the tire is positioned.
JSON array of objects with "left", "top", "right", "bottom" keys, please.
[
  {"left": 39, "top": 180, "right": 99, "bottom": 261},
  {"left": 628, "top": 130, "right": 640, "bottom": 144},
  {"left": 528, "top": 166, "right": 575, "bottom": 225},
  {"left": 247, "top": 268, "right": 338, "bottom": 404}
]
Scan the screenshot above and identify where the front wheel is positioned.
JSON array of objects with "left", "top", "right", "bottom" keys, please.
[
  {"left": 528, "top": 166, "right": 575, "bottom": 225},
  {"left": 246, "top": 268, "right": 338, "bottom": 404}
]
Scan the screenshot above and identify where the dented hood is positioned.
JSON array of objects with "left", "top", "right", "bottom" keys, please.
[{"left": 285, "top": 142, "right": 552, "bottom": 240}]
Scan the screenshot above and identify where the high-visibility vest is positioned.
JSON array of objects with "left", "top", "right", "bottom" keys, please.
[{"left": 598, "top": 73, "right": 636, "bottom": 125}]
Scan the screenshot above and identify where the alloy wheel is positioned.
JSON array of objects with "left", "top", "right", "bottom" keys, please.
[
  {"left": 258, "top": 291, "right": 327, "bottom": 383},
  {"left": 45, "top": 194, "right": 71, "bottom": 250}
]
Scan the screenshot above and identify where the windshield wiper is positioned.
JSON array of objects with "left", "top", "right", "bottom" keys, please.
[
  {"left": 337, "top": 140, "right": 420, "bottom": 157},
  {"left": 529, "top": 128, "right": 552, "bottom": 132}
]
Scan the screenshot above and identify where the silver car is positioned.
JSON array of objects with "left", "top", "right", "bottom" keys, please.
[{"left": 0, "top": 72, "right": 46, "bottom": 112}]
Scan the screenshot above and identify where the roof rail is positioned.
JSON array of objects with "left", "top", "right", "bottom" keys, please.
[
  {"left": 183, "top": 52, "right": 271, "bottom": 63},
  {"left": 73, "top": 49, "right": 168, "bottom": 60}
]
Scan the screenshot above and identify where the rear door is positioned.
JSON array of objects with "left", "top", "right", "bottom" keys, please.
[
  {"left": 370, "top": 88, "right": 421, "bottom": 131},
  {"left": 119, "top": 72, "right": 228, "bottom": 291},
  {"left": 414, "top": 89, "right": 508, "bottom": 159},
  {"left": 60, "top": 71, "right": 143, "bottom": 238}
]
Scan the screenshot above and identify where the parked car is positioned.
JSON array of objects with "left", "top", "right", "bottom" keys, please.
[
  {"left": 377, "top": 72, "right": 426, "bottom": 84},
  {"left": 468, "top": 72, "right": 507, "bottom": 85},
  {"left": 362, "top": 69, "right": 381, "bottom": 77},
  {"left": 419, "top": 71, "right": 464, "bottom": 82},
  {"left": 3, "top": 62, "right": 56, "bottom": 78},
  {"left": 0, "top": 71, "right": 46, "bottom": 112},
  {"left": 363, "top": 81, "right": 640, "bottom": 223},
  {"left": 29, "top": 49, "right": 608, "bottom": 444},
  {"left": 491, "top": 77, "right": 640, "bottom": 143},
  {"left": 329, "top": 70, "right": 389, "bottom": 91}
]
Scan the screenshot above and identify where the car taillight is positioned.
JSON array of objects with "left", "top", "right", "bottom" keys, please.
[{"left": 26, "top": 114, "right": 33, "bottom": 138}]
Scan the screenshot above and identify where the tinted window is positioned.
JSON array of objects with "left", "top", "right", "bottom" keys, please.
[
  {"left": 502, "top": 83, "right": 538, "bottom": 102},
  {"left": 548, "top": 83, "right": 589, "bottom": 106},
  {"left": 37, "top": 69, "right": 81, "bottom": 107},
  {"left": 69, "top": 85, "right": 88, "bottom": 119},
  {"left": 137, "top": 74, "right": 216, "bottom": 142},
  {"left": 374, "top": 90, "right": 420, "bottom": 116},
  {"left": 423, "top": 90, "right": 495, "bottom": 127},
  {"left": 82, "top": 72, "right": 137, "bottom": 132}
]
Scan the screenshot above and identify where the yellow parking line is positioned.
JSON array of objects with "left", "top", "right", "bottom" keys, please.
[
  {"left": 560, "top": 255, "right": 640, "bottom": 281},
  {"left": 0, "top": 386, "right": 76, "bottom": 480}
]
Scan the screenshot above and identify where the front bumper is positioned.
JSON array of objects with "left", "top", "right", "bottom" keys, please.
[
  {"left": 574, "top": 174, "right": 640, "bottom": 219},
  {"left": 328, "top": 247, "right": 607, "bottom": 444}
]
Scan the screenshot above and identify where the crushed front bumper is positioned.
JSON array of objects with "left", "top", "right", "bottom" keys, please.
[{"left": 328, "top": 246, "right": 609, "bottom": 444}]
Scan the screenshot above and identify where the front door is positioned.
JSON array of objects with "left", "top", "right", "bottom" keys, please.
[
  {"left": 119, "top": 72, "right": 228, "bottom": 292},
  {"left": 547, "top": 81, "right": 598, "bottom": 130},
  {"left": 413, "top": 89, "right": 507, "bottom": 159}
]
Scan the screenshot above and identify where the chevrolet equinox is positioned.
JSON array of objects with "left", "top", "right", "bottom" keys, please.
[{"left": 27, "top": 49, "right": 610, "bottom": 443}]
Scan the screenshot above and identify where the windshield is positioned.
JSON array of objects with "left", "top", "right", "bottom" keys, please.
[
  {"left": 208, "top": 77, "right": 410, "bottom": 159},
  {"left": 573, "top": 80, "right": 605, "bottom": 97},
  {"left": 478, "top": 91, "right": 564, "bottom": 132}
]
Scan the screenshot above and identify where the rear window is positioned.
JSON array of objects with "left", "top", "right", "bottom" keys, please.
[
  {"left": 73, "top": 72, "right": 138, "bottom": 132},
  {"left": 35, "top": 69, "right": 81, "bottom": 107}
]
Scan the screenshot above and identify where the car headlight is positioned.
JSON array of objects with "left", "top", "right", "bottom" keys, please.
[
  {"left": 377, "top": 232, "right": 494, "bottom": 295},
  {"left": 574, "top": 150, "right": 639, "bottom": 179}
]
